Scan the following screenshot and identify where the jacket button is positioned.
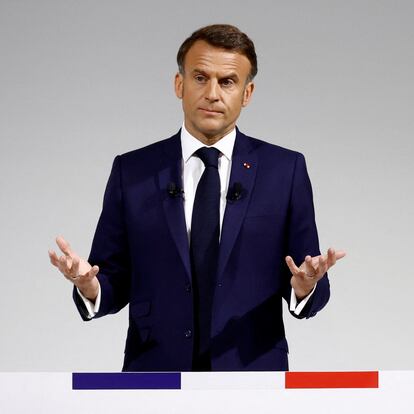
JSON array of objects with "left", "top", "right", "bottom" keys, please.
[
  {"left": 185, "top": 284, "right": 191, "bottom": 292},
  {"left": 217, "top": 282, "right": 223, "bottom": 287},
  {"left": 184, "top": 329, "right": 192, "bottom": 338}
]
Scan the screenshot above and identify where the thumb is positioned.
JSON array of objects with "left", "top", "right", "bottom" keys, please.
[{"left": 85, "top": 265, "right": 99, "bottom": 280}]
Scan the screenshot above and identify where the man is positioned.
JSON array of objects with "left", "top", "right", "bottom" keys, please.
[{"left": 49, "top": 24, "right": 345, "bottom": 371}]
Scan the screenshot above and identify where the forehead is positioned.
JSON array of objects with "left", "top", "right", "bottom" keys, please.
[{"left": 184, "top": 40, "right": 251, "bottom": 77}]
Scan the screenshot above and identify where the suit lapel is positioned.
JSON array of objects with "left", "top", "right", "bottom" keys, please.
[
  {"left": 157, "top": 128, "right": 258, "bottom": 284},
  {"left": 217, "top": 129, "right": 258, "bottom": 281},
  {"left": 158, "top": 131, "right": 192, "bottom": 283}
]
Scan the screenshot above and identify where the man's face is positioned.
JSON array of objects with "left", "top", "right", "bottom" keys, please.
[{"left": 175, "top": 40, "right": 254, "bottom": 144}]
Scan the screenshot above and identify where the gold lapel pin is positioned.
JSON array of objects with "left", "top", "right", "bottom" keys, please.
[{"left": 243, "top": 162, "right": 251, "bottom": 169}]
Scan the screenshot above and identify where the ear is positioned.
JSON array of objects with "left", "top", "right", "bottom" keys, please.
[
  {"left": 242, "top": 81, "right": 255, "bottom": 107},
  {"left": 174, "top": 72, "right": 184, "bottom": 99}
]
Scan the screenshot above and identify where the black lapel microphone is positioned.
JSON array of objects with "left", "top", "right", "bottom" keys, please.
[
  {"left": 226, "top": 182, "right": 244, "bottom": 202},
  {"left": 167, "top": 182, "right": 184, "bottom": 198}
]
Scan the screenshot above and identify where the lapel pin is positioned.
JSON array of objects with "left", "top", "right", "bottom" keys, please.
[{"left": 243, "top": 162, "right": 251, "bottom": 169}]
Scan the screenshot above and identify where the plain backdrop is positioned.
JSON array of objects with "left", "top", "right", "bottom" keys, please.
[{"left": 0, "top": 0, "right": 413, "bottom": 372}]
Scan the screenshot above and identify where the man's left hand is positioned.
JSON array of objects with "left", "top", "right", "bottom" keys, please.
[{"left": 285, "top": 248, "right": 346, "bottom": 300}]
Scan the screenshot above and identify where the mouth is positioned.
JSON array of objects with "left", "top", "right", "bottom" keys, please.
[{"left": 198, "top": 108, "right": 223, "bottom": 115}]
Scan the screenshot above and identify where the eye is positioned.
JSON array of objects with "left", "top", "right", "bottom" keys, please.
[
  {"left": 220, "top": 78, "right": 235, "bottom": 87},
  {"left": 194, "top": 74, "right": 206, "bottom": 83}
]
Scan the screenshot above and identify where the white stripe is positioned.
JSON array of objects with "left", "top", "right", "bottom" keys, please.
[{"left": 181, "top": 371, "right": 285, "bottom": 389}]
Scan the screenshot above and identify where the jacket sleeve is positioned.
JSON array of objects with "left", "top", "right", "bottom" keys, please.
[
  {"left": 73, "top": 155, "right": 131, "bottom": 320},
  {"left": 283, "top": 152, "right": 330, "bottom": 319}
]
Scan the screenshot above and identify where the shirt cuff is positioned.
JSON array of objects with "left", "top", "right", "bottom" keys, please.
[
  {"left": 289, "top": 284, "right": 317, "bottom": 315},
  {"left": 77, "top": 284, "right": 101, "bottom": 319}
]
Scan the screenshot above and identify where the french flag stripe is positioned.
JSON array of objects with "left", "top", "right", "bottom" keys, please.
[
  {"left": 285, "top": 371, "right": 379, "bottom": 389},
  {"left": 72, "top": 372, "right": 181, "bottom": 390}
]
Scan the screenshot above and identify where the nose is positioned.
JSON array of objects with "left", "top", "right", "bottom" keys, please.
[{"left": 205, "top": 79, "right": 219, "bottom": 102}]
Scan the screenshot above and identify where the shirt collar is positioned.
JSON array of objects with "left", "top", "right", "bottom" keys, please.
[{"left": 180, "top": 122, "right": 236, "bottom": 163}]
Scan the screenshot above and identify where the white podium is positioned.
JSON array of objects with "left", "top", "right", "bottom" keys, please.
[{"left": 0, "top": 371, "right": 413, "bottom": 413}]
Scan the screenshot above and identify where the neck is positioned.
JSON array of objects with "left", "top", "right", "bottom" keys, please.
[{"left": 184, "top": 122, "right": 235, "bottom": 146}]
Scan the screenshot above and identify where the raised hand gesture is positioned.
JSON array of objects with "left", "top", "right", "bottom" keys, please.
[
  {"left": 48, "top": 236, "right": 99, "bottom": 302},
  {"left": 285, "top": 248, "right": 346, "bottom": 300}
]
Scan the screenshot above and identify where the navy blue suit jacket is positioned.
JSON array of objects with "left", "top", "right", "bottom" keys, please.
[{"left": 74, "top": 128, "right": 330, "bottom": 371}]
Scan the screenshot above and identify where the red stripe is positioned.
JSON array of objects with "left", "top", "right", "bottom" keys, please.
[{"left": 285, "top": 371, "right": 379, "bottom": 389}]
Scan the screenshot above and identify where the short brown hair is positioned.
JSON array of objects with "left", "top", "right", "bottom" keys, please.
[{"left": 177, "top": 24, "right": 258, "bottom": 81}]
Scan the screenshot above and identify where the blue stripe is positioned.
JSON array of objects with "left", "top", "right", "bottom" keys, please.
[{"left": 72, "top": 372, "right": 181, "bottom": 390}]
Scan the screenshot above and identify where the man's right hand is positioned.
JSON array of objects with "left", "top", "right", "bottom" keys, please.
[{"left": 48, "top": 236, "right": 99, "bottom": 302}]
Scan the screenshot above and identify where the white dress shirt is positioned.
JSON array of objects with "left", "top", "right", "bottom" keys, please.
[
  {"left": 181, "top": 123, "right": 235, "bottom": 239},
  {"left": 79, "top": 124, "right": 315, "bottom": 317}
]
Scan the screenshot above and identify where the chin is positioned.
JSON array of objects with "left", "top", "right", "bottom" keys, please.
[{"left": 196, "top": 120, "right": 224, "bottom": 134}]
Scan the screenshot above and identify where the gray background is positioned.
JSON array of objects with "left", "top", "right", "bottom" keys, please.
[{"left": 1, "top": 0, "right": 413, "bottom": 371}]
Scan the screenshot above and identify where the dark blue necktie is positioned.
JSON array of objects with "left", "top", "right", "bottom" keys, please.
[{"left": 190, "top": 147, "right": 221, "bottom": 370}]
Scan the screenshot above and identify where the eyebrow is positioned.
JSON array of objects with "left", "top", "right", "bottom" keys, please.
[{"left": 192, "top": 68, "right": 240, "bottom": 82}]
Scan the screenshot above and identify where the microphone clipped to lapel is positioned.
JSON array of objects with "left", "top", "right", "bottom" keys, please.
[
  {"left": 167, "top": 182, "right": 184, "bottom": 199},
  {"left": 226, "top": 182, "right": 244, "bottom": 203}
]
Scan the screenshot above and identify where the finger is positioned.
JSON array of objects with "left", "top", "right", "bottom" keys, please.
[
  {"left": 58, "top": 255, "right": 75, "bottom": 278},
  {"left": 48, "top": 250, "right": 59, "bottom": 267},
  {"left": 72, "top": 256, "right": 80, "bottom": 278},
  {"left": 311, "top": 255, "right": 322, "bottom": 267},
  {"left": 66, "top": 255, "right": 73, "bottom": 272},
  {"left": 327, "top": 248, "right": 336, "bottom": 268},
  {"left": 285, "top": 256, "right": 300, "bottom": 275},
  {"left": 58, "top": 255, "right": 71, "bottom": 277},
  {"left": 305, "top": 255, "right": 316, "bottom": 276},
  {"left": 85, "top": 265, "right": 99, "bottom": 281},
  {"left": 335, "top": 250, "right": 346, "bottom": 260},
  {"left": 316, "top": 255, "right": 328, "bottom": 277},
  {"left": 56, "top": 236, "right": 73, "bottom": 257}
]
